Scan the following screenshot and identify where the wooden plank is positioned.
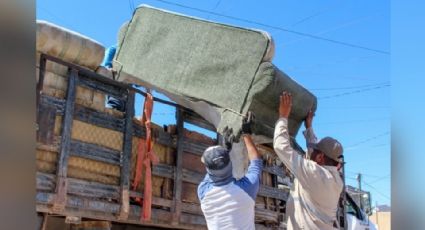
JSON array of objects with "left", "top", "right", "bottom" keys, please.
[
  {"left": 37, "top": 103, "right": 57, "bottom": 145},
  {"left": 79, "top": 74, "right": 126, "bottom": 100},
  {"left": 129, "top": 190, "right": 173, "bottom": 208},
  {"left": 40, "top": 94, "right": 65, "bottom": 113},
  {"left": 37, "top": 172, "right": 189, "bottom": 204},
  {"left": 182, "top": 169, "right": 204, "bottom": 185},
  {"left": 180, "top": 213, "right": 206, "bottom": 226},
  {"left": 152, "top": 163, "right": 175, "bottom": 179},
  {"left": 37, "top": 172, "right": 120, "bottom": 200},
  {"left": 40, "top": 95, "right": 175, "bottom": 148},
  {"left": 53, "top": 68, "right": 78, "bottom": 212},
  {"left": 263, "top": 165, "right": 285, "bottom": 178},
  {"left": 41, "top": 54, "right": 131, "bottom": 91},
  {"left": 118, "top": 91, "right": 135, "bottom": 220},
  {"left": 258, "top": 185, "right": 289, "bottom": 201},
  {"left": 182, "top": 139, "right": 210, "bottom": 156},
  {"left": 69, "top": 139, "right": 121, "bottom": 166},
  {"left": 181, "top": 202, "right": 203, "bottom": 215},
  {"left": 36, "top": 192, "right": 206, "bottom": 229},
  {"left": 37, "top": 142, "right": 59, "bottom": 152},
  {"left": 74, "top": 104, "right": 125, "bottom": 131},
  {"left": 36, "top": 172, "right": 56, "bottom": 191},
  {"left": 172, "top": 108, "right": 184, "bottom": 225},
  {"left": 255, "top": 207, "right": 279, "bottom": 223},
  {"left": 67, "top": 179, "right": 120, "bottom": 201}
]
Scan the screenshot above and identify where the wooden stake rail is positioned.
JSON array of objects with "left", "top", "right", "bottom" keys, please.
[{"left": 36, "top": 54, "right": 290, "bottom": 229}]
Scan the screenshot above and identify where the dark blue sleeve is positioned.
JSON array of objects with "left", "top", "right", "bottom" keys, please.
[
  {"left": 234, "top": 159, "right": 263, "bottom": 200},
  {"left": 197, "top": 174, "right": 214, "bottom": 201}
]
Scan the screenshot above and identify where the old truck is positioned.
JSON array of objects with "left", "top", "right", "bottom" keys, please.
[
  {"left": 35, "top": 5, "right": 375, "bottom": 230},
  {"left": 35, "top": 19, "right": 290, "bottom": 229}
]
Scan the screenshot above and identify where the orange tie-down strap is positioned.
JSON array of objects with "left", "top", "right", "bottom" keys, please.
[{"left": 131, "top": 92, "right": 159, "bottom": 221}]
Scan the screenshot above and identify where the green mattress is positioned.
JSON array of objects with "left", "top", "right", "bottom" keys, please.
[{"left": 114, "top": 5, "right": 316, "bottom": 142}]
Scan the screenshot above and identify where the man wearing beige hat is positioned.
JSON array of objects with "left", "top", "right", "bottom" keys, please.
[{"left": 274, "top": 92, "right": 344, "bottom": 230}]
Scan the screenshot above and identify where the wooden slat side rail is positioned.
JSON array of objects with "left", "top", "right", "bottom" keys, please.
[
  {"left": 39, "top": 94, "right": 176, "bottom": 148},
  {"left": 263, "top": 165, "right": 285, "bottom": 178},
  {"left": 129, "top": 190, "right": 173, "bottom": 208},
  {"left": 181, "top": 202, "right": 203, "bottom": 215},
  {"left": 74, "top": 105, "right": 125, "bottom": 131},
  {"left": 69, "top": 140, "right": 121, "bottom": 166},
  {"left": 152, "top": 163, "right": 175, "bottom": 179},
  {"left": 182, "top": 169, "right": 204, "bottom": 185},
  {"left": 38, "top": 172, "right": 179, "bottom": 206},
  {"left": 118, "top": 91, "right": 134, "bottom": 220},
  {"left": 182, "top": 139, "right": 210, "bottom": 156},
  {"left": 258, "top": 185, "right": 289, "bottom": 201},
  {"left": 36, "top": 192, "right": 207, "bottom": 229},
  {"left": 37, "top": 173, "right": 206, "bottom": 217},
  {"left": 255, "top": 207, "right": 279, "bottom": 223},
  {"left": 40, "top": 94, "right": 65, "bottom": 113},
  {"left": 180, "top": 213, "right": 206, "bottom": 226},
  {"left": 172, "top": 108, "right": 184, "bottom": 225},
  {"left": 53, "top": 69, "right": 78, "bottom": 212},
  {"left": 78, "top": 75, "right": 126, "bottom": 100},
  {"left": 37, "top": 172, "right": 120, "bottom": 200}
]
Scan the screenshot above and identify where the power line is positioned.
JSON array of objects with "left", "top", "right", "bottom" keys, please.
[
  {"left": 211, "top": 0, "right": 222, "bottom": 11},
  {"left": 291, "top": 10, "right": 327, "bottom": 27},
  {"left": 290, "top": 2, "right": 342, "bottom": 27},
  {"left": 346, "top": 132, "right": 390, "bottom": 150},
  {"left": 310, "top": 82, "right": 390, "bottom": 91},
  {"left": 362, "top": 180, "right": 390, "bottom": 200},
  {"left": 320, "top": 106, "right": 389, "bottom": 110},
  {"left": 316, "top": 117, "right": 389, "bottom": 125},
  {"left": 206, "top": 0, "right": 223, "bottom": 20},
  {"left": 346, "top": 171, "right": 383, "bottom": 179},
  {"left": 345, "top": 131, "right": 389, "bottom": 149},
  {"left": 371, "top": 143, "right": 390, "bottom": 148},
  {"left": 318, "top": 84, "right": 390, "bottom": 100},
  {"left": 368, "top": 174, "right": 390, "bottom": 184},
  {"left": 129, "top": 0, "right": 135, "bottom": 14},
  {"left": 152, "top": 0, "right": 390, "bottom": 55},
  {"left": 285, "top": 13, "right": 382, "bottom": 48}
]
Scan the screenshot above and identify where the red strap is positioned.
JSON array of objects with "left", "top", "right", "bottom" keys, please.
[{"left": 131, "top": 92, "right": 158, "bottom": 221}]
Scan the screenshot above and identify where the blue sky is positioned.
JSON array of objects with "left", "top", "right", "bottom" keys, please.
[{"left": 36, "top": 0, "right": 390, "bottom": 206}]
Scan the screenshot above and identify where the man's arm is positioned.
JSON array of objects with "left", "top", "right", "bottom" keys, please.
[
  {"left": 243, "top": 134, "right": 261, "bottom": 160},
  {"left": 235, "top": 113, "right": 263, "bottom": 200},
  {"left": 273, "top": 92, "right": 320, "bottom": 187},
  {"left": 303, "top": 110, "right": 318, "bottom": 157}
]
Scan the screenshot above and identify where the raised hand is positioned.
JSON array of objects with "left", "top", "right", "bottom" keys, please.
[
  {"left": 304, "top": 109, "right": 314, "bottom": 129},
  {"left": 279, "top": 92, "right": 292, "bottom": 118}
]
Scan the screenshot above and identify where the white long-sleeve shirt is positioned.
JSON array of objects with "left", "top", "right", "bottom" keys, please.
[{"left": 274, "top": 118, "right": 343, "bottom": 230}]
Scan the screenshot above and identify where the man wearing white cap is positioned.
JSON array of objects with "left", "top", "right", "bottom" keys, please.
[
  {"left": 198, "top": 112, "right": 262, "bottom": 230},
  {"left": 274, "top": 92, "right": 344, "bottom": 230}
]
